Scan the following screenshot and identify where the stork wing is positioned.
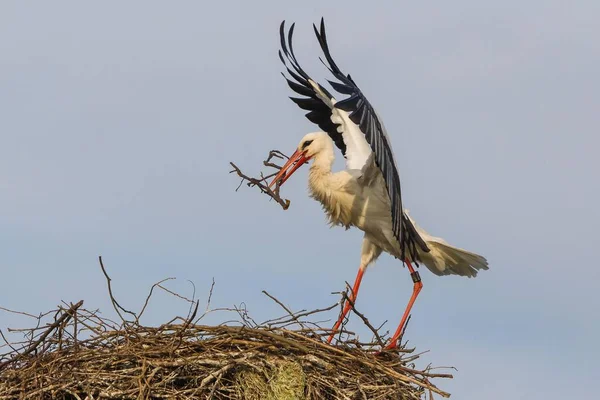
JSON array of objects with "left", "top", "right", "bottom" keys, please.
[
  {"left": 278, "top": 21, "right": 373, "bottom": 170},
  {"left": 280, "top": 19, "right": 429, "bottom": 260},
  {"left": 313, "top": 19, "right": 429, "bottom": 259}
]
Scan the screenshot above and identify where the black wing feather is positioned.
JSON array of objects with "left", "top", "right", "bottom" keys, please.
[
  {"left": 312, "top": 18, "right": 430, "bottom": 261},
  {"left": 284, "top": 77, "right": 314, "bottom": 97},
  {"left": 328, "top": 80, "right": 354, "bottom": 95},
  {"left": 290, "top": 97, "right": 324, "bottom": 111},
  {"left": 279, "top": 21, "right": 346, "bottom": 156}
]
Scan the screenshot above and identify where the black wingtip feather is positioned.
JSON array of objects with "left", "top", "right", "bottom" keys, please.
[
  {"left": 279, "top": 21, "right": 288, "bottom": 57},
  {"left": 290, "top": 97, "right": 326, "bottom": 111},
  {"left": 328, "top": 80, "right": 353, "bottom": 95},
  {"left": 335, "top": 94, "right": 360, "bottom": 112},
  {"left": 287, "top": 22, "right": 296, "bottom": 58},
  {"left": 277, "top": 19, "right": 347, "bottom": 158},
  {"left": 285, "top": 78, "right": 314, "bottom": 97}
]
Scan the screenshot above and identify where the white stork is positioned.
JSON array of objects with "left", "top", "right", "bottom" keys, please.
[{"left": 270, "top": 19, "right": 489, "bottom": 350}]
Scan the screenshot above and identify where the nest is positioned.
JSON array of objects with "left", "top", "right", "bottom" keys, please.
[{"left": 0, "top": 260, "right": 452, "bottom": 400}]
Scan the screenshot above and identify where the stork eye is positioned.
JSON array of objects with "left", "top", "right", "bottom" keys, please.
[{"left": 302, "top": 140, "right": 313, "bottom": 149}]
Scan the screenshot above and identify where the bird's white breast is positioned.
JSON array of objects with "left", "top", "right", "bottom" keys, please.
[
  {"left": 308, "top": 170, "right": 356, "bottom": 229},
  {"left": 308, "top": 167, "right": 406, "bottom": 260}
]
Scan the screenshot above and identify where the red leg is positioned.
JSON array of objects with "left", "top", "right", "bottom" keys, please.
[
  {"left": 327, "top": 266, "right": 365, "bottom": 344},
  {"left": 385, "top": 259, "right": 423, "bottom": 350}
]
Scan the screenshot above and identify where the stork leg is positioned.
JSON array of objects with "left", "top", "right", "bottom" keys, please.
[
  {"left": 385, "top": 259, "right": 423, "bottom": 350},
  {"left": 327, "top": 265, "right": 365, "bottom": 344}
]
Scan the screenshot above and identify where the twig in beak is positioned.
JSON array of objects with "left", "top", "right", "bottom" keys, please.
[{"left": 229, "top": 150, "right": 292, "bottom": 210}]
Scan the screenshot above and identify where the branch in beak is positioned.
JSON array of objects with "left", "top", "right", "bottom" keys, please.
[{"left": 269, "top": 149, "right": 310, "bottom": 188}]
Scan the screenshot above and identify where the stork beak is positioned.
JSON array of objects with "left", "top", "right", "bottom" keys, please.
[{"left": 268, "top": 149, "right": 310, "bottom": 188}]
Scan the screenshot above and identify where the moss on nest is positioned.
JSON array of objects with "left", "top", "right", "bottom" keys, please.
[{"left": 236, "top": 360, "right": 306, "bottom": 400}]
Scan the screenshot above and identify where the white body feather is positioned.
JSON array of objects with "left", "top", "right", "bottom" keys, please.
[{"left": 303, "top": 132, "right": 488, "bottom": 277}]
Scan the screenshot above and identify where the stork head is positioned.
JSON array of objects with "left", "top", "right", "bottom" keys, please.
[{"left": 269, "top": 132, "right": 329, "bottom": 188}]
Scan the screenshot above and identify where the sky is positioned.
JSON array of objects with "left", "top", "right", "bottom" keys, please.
[{"left": 1, "top": 1, "right": 599, "bottom": 398}]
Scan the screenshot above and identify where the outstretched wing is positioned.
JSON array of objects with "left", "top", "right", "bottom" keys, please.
[
  {"left": 314, "top": 18, "right": 429, "bottom": 261},
  {"left": 313, "top": 18, "right": 429, "bottom": 260},
  {"left": 279, "top": 21, "right": 373, "bottom": 171}
]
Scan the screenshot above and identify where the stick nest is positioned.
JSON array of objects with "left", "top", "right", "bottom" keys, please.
[{"left": 1, "top": 261, "right": 452, "bottom": 399}]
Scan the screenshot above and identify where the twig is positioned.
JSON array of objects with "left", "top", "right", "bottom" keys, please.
[
  {"left": 0, "top": 330, "right": 18, "bottom": 354},
  {"left": 156, "top": 283, "right": 195, "bottom": 303},
  {"left": 340, "top": 291, "right": 385, "bottom": 348},
  {"left": 263, "top": 150, "right": 289, "bottom": 168},
  {"left": 262, "top": 290, "right": 307, "bottom": 330},
  {"left": 262, "top": 302, "right": 338, "bottom": 326},
  {"left": 205, "top": 278, "right": 216, "bottom": 313},
  {"left": 173, "top": 301, "right": 199, "bottom": 353},
  {"left": 233, "top": 302, "right": 258, "bottom": 328},
  {"left": 229, "top": 149, "right": 292, "bottom": 210},
  {"left": 137, "top": 277, "right": 176, "bottom": 323},
  {"left": 0, "top": 300, "right": 83, "bottom": 372},
  {"left": 0, "top": 307, "right": 39, "bottom": 319},
  {"left": 98, "top": 256, "right": 137, "bottom": 324},
  {"left": 400, "top": 315, "right": 412, "bottom": 343}
]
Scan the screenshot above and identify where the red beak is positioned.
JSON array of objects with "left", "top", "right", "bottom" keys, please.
[{"left": 269, "top": 148, "right": 310, "bottom": 189}]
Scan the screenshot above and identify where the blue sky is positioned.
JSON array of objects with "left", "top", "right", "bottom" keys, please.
[{"left": 1, "top": 1, "right": 598, "bottom": 398}]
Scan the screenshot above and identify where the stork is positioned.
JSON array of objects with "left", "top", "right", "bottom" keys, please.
[{"left": 270, "top": 19, "right": 489, "bottom": 350}]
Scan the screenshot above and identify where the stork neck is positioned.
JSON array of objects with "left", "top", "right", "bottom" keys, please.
[
  {"left": 306, "top": 143, "right": 354, "bottom": 229},
  {"left": 309, "top": 147, "right": 335, "bottom": 177}
]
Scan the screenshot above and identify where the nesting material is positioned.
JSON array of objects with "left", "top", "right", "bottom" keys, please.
[
  {"left": 229, "top": 149, "right": 292, "bottom": 210},
  {"left": 0, "top": 262, "right": 452, "bottom": 399},
  {"left": 0, "top": 308, "right": 452, "bottom": 399}
]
